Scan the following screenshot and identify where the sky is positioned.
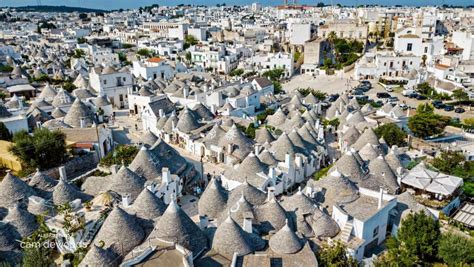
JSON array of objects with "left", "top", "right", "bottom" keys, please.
[{"left": 1, "top": 0, "right": 471, "bottom": 10}]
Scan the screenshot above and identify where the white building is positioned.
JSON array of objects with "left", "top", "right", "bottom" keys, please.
[
  {"left": 452, "top": 30, "right": 474, "bottom": 61},
  {"left": 132, "top": 58, "right": 175, "bottom": 81},
  {"left": 355, "top": 52, "right": 421, "bottom": 80},
  {"left": 289, "top": 23, "right": 313, "bottom": 46},
  {"left": 89, "top": 66, "right": 133, "bottom": 108},
  {"left": 251, "top": 52, "right": 294, "bottom": 78}
]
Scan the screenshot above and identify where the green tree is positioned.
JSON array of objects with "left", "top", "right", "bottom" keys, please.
[
  {"left": 185, "top": 51, "right": 192, "bottom": 62},
  {"left": 62, "top": 82, "right": 76, "bottom": 93},
  {"left": 99, "top": 145, "right": 139, "bottom": 167},
  {"left": 417, "top": 82, "right": 433, "bottom": 95},
  {"left": 262, "top": 68, "right": 285, "bottom": 81},
  {"left": 452, "top": 89, "right": 469, "bottom": 101},
  {"left": 273, "top": 81, "right": 282, "bottom": 94},
  {"left": 22, "top": 215, "right": 54, "bottom": 267},
  {"left": 396, "top": 211, "right": 440, "bottom": 262},
  {"left": 73, "top": 49, "right": 86, "bottom": 59},
  {"left": 77, "top": 37, "right": 86, "bottom": 44},
  {"left": 375, "top": 236, "right": 418, "bottom": 266},
  {"left": 245, "top": 123, "right": 257, "bottom": 139},
  {"left": 9, "top": 128, "right": 67, "bottom": 171},
  {"left": 374, "top": 123, "right": 407, "bottom": 147},
  {"left": 318, "top": 240, "right": 358, "bottom": 267},
  {"left": 230, "top": 68, "right": 244, "bottom": 77},
  {"left": 137, "top": 48, "right": 151, "bottom": 57},
  {"left": 0, "top": 122, "right": 12, "bottom": 141},
  {"left": 464, "top": 118, "right": 474, "bottom": 127},
  {"left": 431, "top": 150, "right": 465, "bottom": 174},
  {"left": 408, "top": 104, "right": 449, "bottom": 139},
  {"left": 438, "top": 233, "right": 474, "bottom": 265}
]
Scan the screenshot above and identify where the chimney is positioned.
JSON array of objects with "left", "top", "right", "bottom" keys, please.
[
  {"left": 243, "top": 213, "right": 253, "bottom": 233},
  {"left": 268, "top": 166, "right": 276, "bottom": 179},
  {"left": 267, "top": 187, "right": 275, "bottom": 201},
  {"left": 162, "top": 167, "right": 171, "bottom": 184},
  {"left": 227, "top": 143, "right": 233, "bottom": 154},
  {"left": 158, "top": 109, "right": 164, "bottom": 118},
  {"left": 378, "top": 188, "right": 384, "bottom": 209},
  {"left": 295, "top": 155, "right": 303, "bottom": 168},
  {"left": 183, "top": 86, "right": 189, "bottom": 98},
  {"left": 80, "top": 118, "right": 85, "bottom": 128},
  {"left": 59, "top": 166, "right": 67, "bottom": 181},
  {"left": 285, "top": 153, "right": 291, "bottom": 168},
  {"left": 254, "top": 144, "right": 260, "bottom": 156},
  {"left": 199, "top": 215, "right": 208, "bottom": 230},
  {"left": 122, "top": 193, "right": 131, "bottom": 208}
]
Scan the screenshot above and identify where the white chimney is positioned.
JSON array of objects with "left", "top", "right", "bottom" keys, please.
[
  {"left": 254, "top": 144, "right": 260, "bottom": 156},
  {"left": 227, "top": 143, "right": 233, "bottom": 154},
  {"left": 243, "top": 214, "right": 253, "bottom": 233},
  {"left": 199, "top": 215, "right": 208, "bottom": 230},
  {"left": 378, "top": 188, "right": 384, "bottom": 209},
  {"left": 158, "top": 109, "right": 164, "bottom": 118},
  {"left": 122, "top": 193, "right": 131, "bottom": 208},
  {"left": 267, "top": 187, "right": 275, "bottom": 201},
  {"left": 162, "top": 167, "right": 171, "bottom": 184},
  {"left": 80, "top": 118, "right": 85, "bottom": 128},
  {"left": 183, "top": 86, "right": 189, "bottom": 98},
  {"left": 58, "top": 166, "right": 67, "bottom": 181},
  {"left": 285, "top": 153, "right": 291, "bottom": 168},
  {"left": 268, "top": 166, "right": 276, "bottom": 179}
]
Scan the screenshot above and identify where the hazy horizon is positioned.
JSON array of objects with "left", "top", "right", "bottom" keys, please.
[{"left": 1, "top": 0, "right": 472, "bottom": 10}]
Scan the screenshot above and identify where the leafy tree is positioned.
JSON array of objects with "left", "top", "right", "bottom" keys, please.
[
  {"left": 77, "top": 37, "right": 87, "bottom": 44},
  {"left": 185, "top": 51, "right": 192, "bottom": 62},
  {"left": 122, "top": 43, "right": 133, "bottom": 49},
  {"left": 73, "top": 49, "right": 86, "bottom": 59},
  {"left": 374, "top": 123, "right": 407, "bottom": 147},
  {"left": 262, "top": 68, "right": 284, "bottom": 81},
  {"left": 0, "top": 122, "right": 12, "bottom": 141},
  {"left": 438, "top": 233, "right": 474, "bottom": 265},
  {"left": 78, "top": 13, "right": 88, "bottom": 20},
  {"left": 99, "top": 145, "right": 138, "bottom": 167},
  {"left": 464, "top": 118, "right": 474, "bottom": 127},
  {"left": 431, "top": 150, "right": 465, "bottom": 174},
  {"left": 408, "top": 104, "right": 449, "bottom": 139},
  {"left": 273, "top": 81, "right": 282, "bottom": 94},
  {"left": 395, "top": 212, "right": 440, "bottom": 263},
  {"left": 22, "top": 215, "right": 54, "bottom": 267},
  {"left": 294, "top": 51, "right": 302, "bottom": 62},
  {"left": 318, "top": 240, "right": 358, "bottom": 267},
  {"left": 0, "top": 64, "right": 13, "bottom": 72},
  {"left": 375, "top": 236, "right": 418, "bottom": 266},
  {"left": 245, "top": 123, "right": 257, "bottom": 139},
  {"left": 63, "top": 82, "right": 77, "bottom": 93},
  {"left": 137, "top": 48, "right": 151, "bottom": 57},
  {"left": 185, "top": 34, "right": 198, "bottom": 46},
  {"left": 452, "top": 89, "right": 469, "bottom": 101},
  {"left": 229, "top": 68, "right": 244, "bottom": 77},
  {"left": 256, "top": 108, "right": 275, "bottom": 123},
  {"left": 9, "top": 128, "right": 67, "bottom": 171}
]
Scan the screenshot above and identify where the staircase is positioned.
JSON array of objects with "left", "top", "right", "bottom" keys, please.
[{"left": 340, "top": 220, "right": 353, "bottom": 242}]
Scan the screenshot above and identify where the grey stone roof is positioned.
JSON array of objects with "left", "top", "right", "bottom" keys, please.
[
  {"left": 107, "top": 166, "right": 146, "bottom": 200},
  {"left": 218, "top": 124, "right": 255, "bottom": 161},
  {"left": 192, "top": 103, "right": 214, "bottom": 121},
  {"left": 0, "top": 222, "right": 20, "bottom": 251},
  {"left": 219, "top": 193, "right": 254, "bottom": 226},
  {"left": 0, "top": 104, "right": 12, "bottom": 118},
  {"left": 386, "top": 149, "right": 403, "bottom": 173},
  {"left": 224, "top": 153, "right": 268, "bottom": 188},
  {"left": 63, "top": 98, "right": 93, "bottom": 128},
  {"left": 51, "top": 107, "right": 67, "bottom": 119},
  {"left": 359, "top": 143, "right": 382, "bottom": 161},
  {"left": 176, "top": 108, "right": 201, "bottom": 133},
  {"left": 147, "top": 97, "right": 175, "bottom": 117},
  {"left": 269, "top": 133, "right": 296, "bottom": 161},
  {"left": 304, "top": 93, "right": 319, "bottom": 105},
  {"left": 38, "top": 83, "right": 57, "bottom": 100},
  {"left": 127, "top": 188, "right": 166, "bottom": 221},
  {"left": 4, "top": 204, "right": 38, "bottom": 238},
  {"left": 72, "top": 88, "right": 96, "bottom": 100},
  {"left": 254, "top": 196, "right": 287, "bottom": 233},
  {"left": 203, "top": 123, "right": 226, "bottom": 148},
  {"left": 79, "top": 245, "right": 118, "bottom": 267},
  {"left": 129, "top": 146, "right": 162, "bottom": 181},
  {"left": 138, "top": 86, "right": 153, "bottom": 97},
  {"left": 266, "top": 108, "right": 287, "bottom": 127},
  {"left": 228, "top": 181, "right": 267, "bottom": 207},
  {"left": 52, "top": 89, "right": 75, "bottom": 107},
  {"left": 52, "top": 179, "right": 91, "bottom": 206},
  {"left": 28, "top": 169, "right": 57, "bottom": 192},
  {"left": 149, "top": 138, "right": 190, "bottom": 176},
  {"left": 281, "top": 189, "right": 317, "bottom": 217},
  {"left": 352, "top": 128, "right": 381, "bottom": 151},
  {"left": 257, "top": 149, "right": 278, "bottom": 166},
  {"left": 141, "top": 131, "right": 158, "bottom": 147},
  {"left": 156, "top": 116, "right": 168, "bottom": 130},
  {"left": 198, "top": 178, "right": 228, "bottom": 219},
  {"left": 269, "top": 220, "right": 302, "bottom": 254},
  {"left": 94, "top": 95, "right": 111, "bottom": 107},
  {"left": 0, "top": 172, "right": 35, "bottom": 207},
  {"left": 212, "top": 216, "right": 265, "bottom": 258},
  {"left": 94, "top": 206, "right": 145, "bottom": 258},
  {"left": 366, "top": 155, "right": 400, "bottom": 194},
  {"left": 162, "top": 114, "right": 178, "bottom": 133},
  {"left": 254, "top": 127, "right": 275, "bottom": 144},
  {"left": 331, "top": 151, "right": 367, "bottom": 182},
  {"left": 310, "top": 208, "right": 340, "bottom": 238},
  {"left": 311, "top": 169, "right": 359, "bottom": 212},
  {"left": 341, "top": 125, "right": 361, "bottom": 147},
  {"left": 150, "top": 200, "right": 208, "bottom": 255}
]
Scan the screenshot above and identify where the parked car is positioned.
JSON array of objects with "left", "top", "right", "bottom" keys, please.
[
  {"left": 388, "top": 96, "right": 399, "bottom": 103},
  {"left": 416, "top": 94, "right": 427, "bottom": 100},
  {"left": 455, "top": 107, "right": 465, "bottom": 113},
  {"left": 399, "top": 103, "right": 408, "bottom": 110},
  {"left": 408, "top": 93, "right": 418, "bottom": 98},
  {"left": 444, "top": 105, "right": 454, "bottom": 111},
  {"left": 402, "top": 89, "right": 416, "bottom": 96},
  {"left": 352, "top": 89, "right": 365, "bottom": 95},
  {"left": 360, "top": 80, "right": 372, "bottom": 88},
  {"left": 433, "top": 103, "right": 445, "bottom": 109},
  {"left": 326, "top": 94, "right": 339, "bottom": 102},
  {"left": 377, "top": 92, "right": 391, "bottom": 98}
]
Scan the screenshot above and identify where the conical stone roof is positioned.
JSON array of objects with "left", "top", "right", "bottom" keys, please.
[
  {"left": 198, "top": 178, "right": 228, "bottom": 219},
  {"left": 52, "top": 179, "right": 91, "bottom": 205},
  {"left": 128, "top": 188, "right": 166, "bottom": 221},
  {"left": 94, "top": 206, "right": 145, "bottom": 257},
  {"left": 79, "top": 244, "right": 117, "bottom": 267},
  {"left": 29, "top": 169, "right": 57, "bottom": 192},
  {"left": 128, "top": 146, "right": 161, "bottom": 181},
  {"left": 63, "top": 98, "right": 93, "bottom": 128},
  {"left": 4, "top": 204, "right": 39, "bottom": 238},
  {"left": 269, "top": 220, "right": 302, "bottom": 254},
  {"left": 0, "top": 172, "right": 35, "bottom": 207},
  {"left": 150, "top": 200, "right": 207, "bottom": 255},
  {"left": 254, "top": 196, "right": 287, "bottom": 233}
]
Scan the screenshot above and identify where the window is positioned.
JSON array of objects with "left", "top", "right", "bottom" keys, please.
[
  {"left": 123, "top": 77, "right": 126, "bottom": 82},
  {"left": 424, "top": 47, "right": 428, "bottom": 53},
  {"left": 103, "top": 79, "right": 107, "bottom": 85},
  {"left": 389, "top": 61, "right": 394, "bottom": 68},
  {"left": 373, "top": 226, "right": 379, "bottom": 237},
  {"left": 407, "top": 43, "right": 413, "bottom": 51}
]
